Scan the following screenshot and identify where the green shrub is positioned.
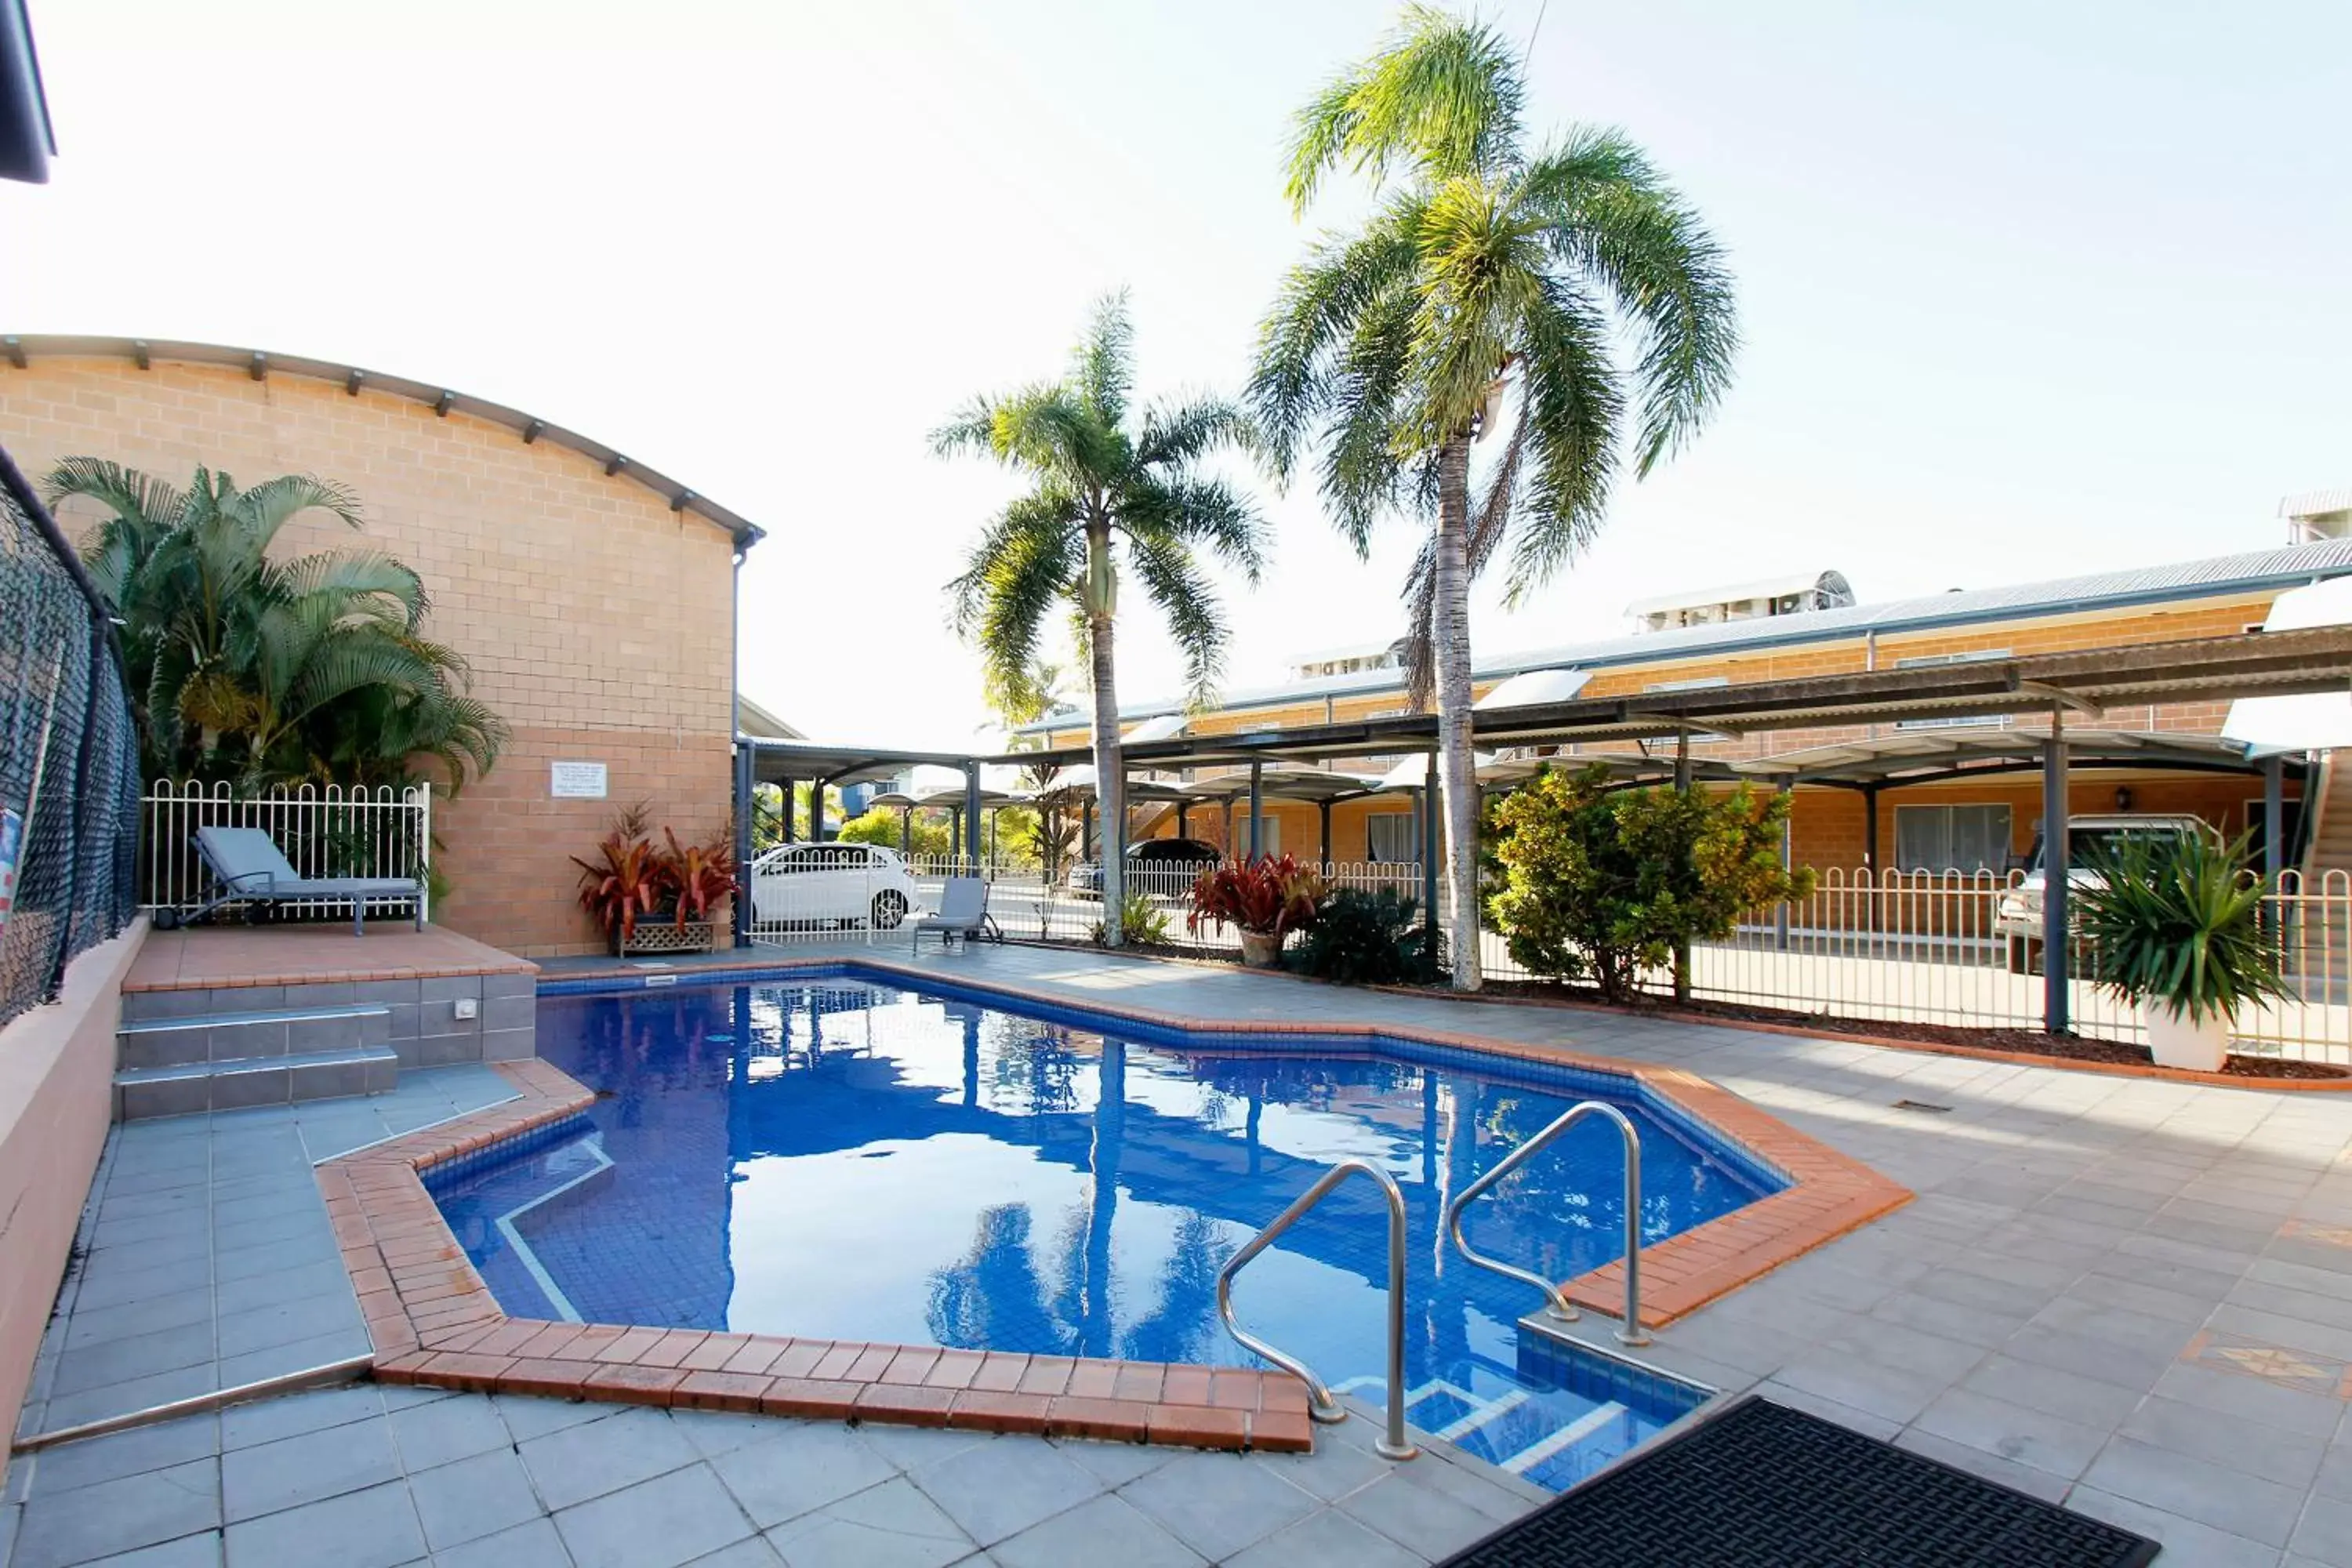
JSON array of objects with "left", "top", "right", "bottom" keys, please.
[
  {"left": 2074, "top": 830, "right": 2289, "bottom": 1025},
  {"left": 1293, "top": 887, "right": 1428, "bottom": 983},
  {"left": 1483, "top": 764, "right": 1812, "bottom": 1002},
  {"left": 1094, "top": 891, "right": 1171, "bottom": 946}
]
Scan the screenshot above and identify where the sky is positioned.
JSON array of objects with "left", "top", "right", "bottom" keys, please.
[{"left": 3, "top": 0, "right": 2347, "bottom": 750}]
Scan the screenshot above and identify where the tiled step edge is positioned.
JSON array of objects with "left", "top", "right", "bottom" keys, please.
[
  {"left": 115, "top": 1045, "right": 400, "bottom": 1118},
  {"left": 318, "top": 1060, "right": 1315, "bottom": 1455},
  {"left": 118, "top": 1003, "right": 393, "bottom": 1033}
]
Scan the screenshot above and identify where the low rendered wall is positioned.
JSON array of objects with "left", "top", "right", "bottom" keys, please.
[{"left": 0, "top": 918, "right": 146, "bottom": 1443}]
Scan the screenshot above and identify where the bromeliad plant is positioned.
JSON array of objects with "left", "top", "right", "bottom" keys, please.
[
  {"left": 2074, "top": 831, "right": 2289, "bottom": 1029},
  {"left": 1188, "top": 854, "right": 1329, "bottom": 940},
  {"left": 572, "top": 807, "right": 739, "bottom": 946}
]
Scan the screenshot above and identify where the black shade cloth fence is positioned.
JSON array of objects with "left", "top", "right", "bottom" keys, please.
[{"left": 0, "top": 443, "right": 140, "bottom": 1029}]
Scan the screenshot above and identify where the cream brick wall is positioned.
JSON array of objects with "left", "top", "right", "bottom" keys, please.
[{"left": 0, "top": 356, "right": 741, "bottom": 956}]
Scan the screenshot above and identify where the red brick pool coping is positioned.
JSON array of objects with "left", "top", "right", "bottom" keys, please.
[
  {"left": 542, "top": 953, "right": 1914, "bottom": 1327},
  {"left": 318, "top": 1060, "right": 1312, "bottom": 1454}
]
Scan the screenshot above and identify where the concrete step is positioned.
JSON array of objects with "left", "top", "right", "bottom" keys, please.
[
  {"left": 116, "top": 1003, "right": 391, "bottom": 1073},
  {"left": 114, "top": 1044, "right": 401, "bottom": 1120}
]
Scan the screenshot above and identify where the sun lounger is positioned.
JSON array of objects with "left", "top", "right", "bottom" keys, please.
[
  {"left": 914, "top": 876, "right": 1001, "bottom": 949},
  {"left": 174, "top": 826, "right": 425, "bottom": 935}
]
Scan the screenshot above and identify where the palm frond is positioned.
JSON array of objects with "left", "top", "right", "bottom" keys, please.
[
  {"left": 1501, "top": 276, "right": 1622, "bottom": 600},
  {"left": 1247, "top": 200, "right": 1424, "bottom": 482},
  {"left": 1283, "top": 4, "right": 1524, "bottom": 211},
  {"left": 1134, "top": 395, "right": 1256, "bottom": 470},
  {"left": 1123, "top": 531, "right": 1228, "bottom": 710},
  {"left": 1073, "top": 292, "right": 1136, "bottom": 426},
  {"left": 1121, "top": 474, "right": 1269, "bottom": 586},
  {"left": 1523, "top": 129, "right": 1737, "bottom": 474}
]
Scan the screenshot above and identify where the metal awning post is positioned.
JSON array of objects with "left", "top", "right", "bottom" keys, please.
[
  {"left": 1175, "top": 800, "right": 1190, "bottom": 838},
  {"left": 1247, "top": 759, "right": 1263, "bottom": 860},
  {"left": 1861, "top": 782, "right": 1881, "bottom": 942},
  {"left": 1080, "top": 800, "right": 1094, "bottom": 860},
  {"left": 1421, "top": 751, "right": 1441, "bottom": 982},
  {"left": 809, "top": 775, "right": 828, "bottom": 844},
  {"left": 1776, "top": 787, "right": 1792, "bottom": 953},
  {"left": 778, "top": 778, "right": 796, "bottom": 842},
  {"left": 1674, "top": 731, "right": 1693, "bottom": 1003},
  {"left": 1319, "top": 799, "right": 1334, "bottom": 872},
  {"left": 962, "top": 764, "right": 983, "bottom": 873},
  {"left": 1107, "top": 764, "right": 1128, "bottom": 897},
  {"left": 898, "top": 807, "right": 912, "bottom": 857},
  {"left": 733, "top": 741, "right": 755, "bottom": 948},
  {"left": 2264, "top": 754, "right": 2286, "bottom": 883},
  {"left": 2043, "top": 713, "right": 2071, "bottom": 1035}
]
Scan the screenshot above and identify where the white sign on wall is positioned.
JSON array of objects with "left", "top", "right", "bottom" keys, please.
[{"left": 550, "top": 761, "right": 609, "bottom": 800}]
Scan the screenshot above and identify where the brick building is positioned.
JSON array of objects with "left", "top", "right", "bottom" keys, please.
[
  {"left": 1021, "top": 537, "right": 2352, "bottom": 878},
  {"left": 0, "top": 336, "right": 759, "bottom": 954}
]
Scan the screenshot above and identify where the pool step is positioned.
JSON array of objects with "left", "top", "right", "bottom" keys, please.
[{"left": 114, "top": 1003, "right": 400, "bottom": 1119}]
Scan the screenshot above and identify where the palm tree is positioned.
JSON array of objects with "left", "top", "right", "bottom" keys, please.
[
  {"left": 1248, "top": 7, "right": 1737, "bottom": 987},
  {"left": 938, "top": 293, "right": 1267, "bottom": 945},
  {"left": 46, "top": 459, "right": 507, "bottom": 787}
]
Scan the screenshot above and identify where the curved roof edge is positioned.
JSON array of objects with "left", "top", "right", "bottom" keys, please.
[{"left": 0, "top": 333, "right": 764, "bottom": 549}]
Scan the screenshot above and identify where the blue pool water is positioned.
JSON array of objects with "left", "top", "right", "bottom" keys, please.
[{"left": 429, "top": 971, "right": 1771, "bottom": 1489}]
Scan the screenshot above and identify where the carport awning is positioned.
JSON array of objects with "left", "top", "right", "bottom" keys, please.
[
  {"left": 1181, "top": 764, "right": 1381, "bottom": 802},
  {"left": 1732, "top": 727, "right": 2285, "bottom": 787}
]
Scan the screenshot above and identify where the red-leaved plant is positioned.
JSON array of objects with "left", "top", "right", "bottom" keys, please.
[
  {"left": 1189, "top": 854, "right": 1328, "bottom": 938},
  {"left": 573, "top": 816, "right": 739, "bottom": 945}
]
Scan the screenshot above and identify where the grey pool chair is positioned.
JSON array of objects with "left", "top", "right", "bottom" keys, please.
[
  {"left": 914, "top": 877, "right": 1001, "bottom": 949},
  {"left": 175, "top": 826, "right": 425, "bottom": 935}
]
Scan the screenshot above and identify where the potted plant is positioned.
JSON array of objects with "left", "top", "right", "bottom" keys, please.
[
  {"left": 2073, "top": 829, "right": 2288, "bottom": 1071},
  {"left": 1189, "top": 854, "right": 1327, "bottom": 967},
  {"left": 572, "top": 812, "right": 739, "bottom": 956}
]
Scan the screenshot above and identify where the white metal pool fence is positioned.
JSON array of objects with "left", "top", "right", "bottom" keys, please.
[
  {"left": 140, "top": 780, "right": 433, "bottom": 921},
  {"left": 750, "top": 851, "right": 2352, "bottom": 1065}
]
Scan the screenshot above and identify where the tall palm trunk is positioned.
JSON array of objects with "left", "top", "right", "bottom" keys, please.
[
  {"left": 1085, "top": 521, "right": 1127, "bottom": 946},
  {"left": 1431, "top": 437, "right": 1481, "bottom": 989}
]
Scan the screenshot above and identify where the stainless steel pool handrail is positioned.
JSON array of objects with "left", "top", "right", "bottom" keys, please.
[
  {"left": 1215, "top": 1158, "right": 1418, "bottom": 1461},
  {"left": 1445, "top": 1100, "right": 1653, "bottom": 1348}
]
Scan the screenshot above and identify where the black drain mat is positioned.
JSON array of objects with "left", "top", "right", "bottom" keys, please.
[{"left": 1437, "top": 1396, "right": 2158, "bottom": 1567}]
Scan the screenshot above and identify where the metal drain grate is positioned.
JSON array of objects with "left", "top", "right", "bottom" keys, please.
[{"left": 1436, "top": 1396, "right": 2158, "bottom": 1568}]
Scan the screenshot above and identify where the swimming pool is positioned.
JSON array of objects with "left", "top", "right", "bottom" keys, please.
[{"left": 428, "top": 971, "right": 1769, "bottom": 1490}]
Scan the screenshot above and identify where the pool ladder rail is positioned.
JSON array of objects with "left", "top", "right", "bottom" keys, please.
[
  {"left": 1214, "top": 1100, "right": 1656, "bottom": 1465},
  {"left": 1215, "top": 1159, "right": 1418, "bottom": 1461},
  {"left": 1446, "top": 1100, "right": 1653, "bottom": 1348}
]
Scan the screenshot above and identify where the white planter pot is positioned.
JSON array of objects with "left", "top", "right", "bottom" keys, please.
[{"left": 2144, "top": 1004, "right": 2231, "bottom": 1072}]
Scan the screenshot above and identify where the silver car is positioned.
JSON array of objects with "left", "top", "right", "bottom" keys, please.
[
  {"left": 1994, "top": 813, "right": 2209, "bottom": 972},
  {"left": 750, "top": 842, "right": 923, "bottom": 929}
]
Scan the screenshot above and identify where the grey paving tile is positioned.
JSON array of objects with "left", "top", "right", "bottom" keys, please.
[
  {"left": 1889, "top": 1427, "right": 2071, "bottom": 1503},
  {"left": 41, "top": 1367, "right": 221, "bottom": 1434},
  {"left": 766, "top": 1477, "right": 975, "bottom": 1568},
  {"left": 223, "top": 1416, "right": 401, "bottom": 1523},
  {"left": 1763, "top": 1348, "right": 1948, "bottom": 1425},
  {"left": 991, "top": 1494, "right": 1204, "bottom": 1568},
  {"left": 2118, "top": 1393, "right": 2329, "bottom": 1487},
  {"left": 409, "top": 1450, "right": 544, "bottom": 1553},
  {"left": 851, "top": 1422, "right": 993, "bottom": 1472},
  {"left": 684, "top": 1540, "right": 784, "bottom": 1568},
  {"left": 51, "top": 1323, "right": 215, "bottom": 1398},
  {"left": 521, "top": 1406, "right": 701, "bottom": 1512},
  {"left": 388, "top": 1396, "right": 514, "bottom": 1473},
  {"left": 222, "top": 1478, "right": 425, "bottom": 1568},
  {"left": 2148, "top": 1359, "right": 2347, "bottom": 1439},
  {"left": 708, "top": 1425, "right": 897, "bottom": 1530},
  {"left": 1927, "top": 1368, "right": 2126, "bottom": 1473},
  {"left": 554, "top": 1464, "right": 756, "bottom": 1568},
  {"left": 62, "top": 1289, "right": 216, "bottom": 1352},
  {"left": 2082, "top": 1435, "right": 2306, "bottom": 1548},
  {"left": 216, "top": 1324, "right": 371, "bottom": 1388},
  {"left": 215, "top": 1291, "right": 361, "bottom": 1359},
  {"left": 212, "top": 1259, "right": 354, "bottom": 1317},
  {"left": 24, "top": 1412, "right": 220, "bottom": 1497},
  {"left": 1954, "top": 1352, "right": 2146, "bottom": 1430},
  {"left": 666, "top": 1409, "right": 809, "bottom": 1461},
  {"left": 1221, "top": 1507, "right": 1425, "bottom": 1568},
  {"left": 1344, "top": 1465, "right": 1510, "bottom": 1559},
  {"left": 1248, "top": 1438, "right": 1391, "bottom": 1504},
  {"left": 492, "top": 1394, "right": 619, "bottom": 1444},
  {"left": 426, "top": 1516, "right": 572, "bottom": 1568},
  {"left": 2063, "top": 1485, "right": 2282, "bottom": 1568},
  {"left": 10, "top": 1458, "right": 221, "bottom": 1568},
  {"left": 2293, "top": 1493, "right": 2352, "bottom": 1566},
  {"left": 905, "top": 1432, "right": 1103, "bottom": 1546},
  {"left": 1052, "top": 1436, "right": 1176, "bottom": 1490},
  {"left": 219, "top": 1383, "right": 383, "bottom": 1450},
  {"left": 76, "top": 1533, "right": 224, "bottom": 1566},
  {"left": 1117, "top": 1450, "right": 1316, "bottom": 1559}
]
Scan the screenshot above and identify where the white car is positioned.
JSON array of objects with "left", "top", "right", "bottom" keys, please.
[
  {"left": 750, "top": 842, "right": 922, "bottom": 930},
  {"left": 1994, "top": 813, "right": 2210, "bottom": 972}
]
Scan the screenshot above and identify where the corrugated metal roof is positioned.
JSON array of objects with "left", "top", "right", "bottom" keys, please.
[
  {"left": 1025, "top": 536, "right": 2352, "bottom": 732},
  {"left": 2281, "top": 488, "right": 2352, "bottom": 518}
]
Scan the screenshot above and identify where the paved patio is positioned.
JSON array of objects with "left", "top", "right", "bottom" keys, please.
[{"left": 8, "top": 942, "right": 2352, "bottom": 1566}]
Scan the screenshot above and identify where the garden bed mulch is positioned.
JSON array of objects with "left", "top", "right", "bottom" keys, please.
[
  {"left": 1008, "top": 938, "right": 2348, "bottom": 1084},
  {"left": 1449, "top": 978, "right": 2350, "bottom": 1081}
]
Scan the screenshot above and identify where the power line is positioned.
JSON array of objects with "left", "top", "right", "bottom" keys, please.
[{"left": 1525, "top": 0, "right": 1551, "bottom": 56}]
